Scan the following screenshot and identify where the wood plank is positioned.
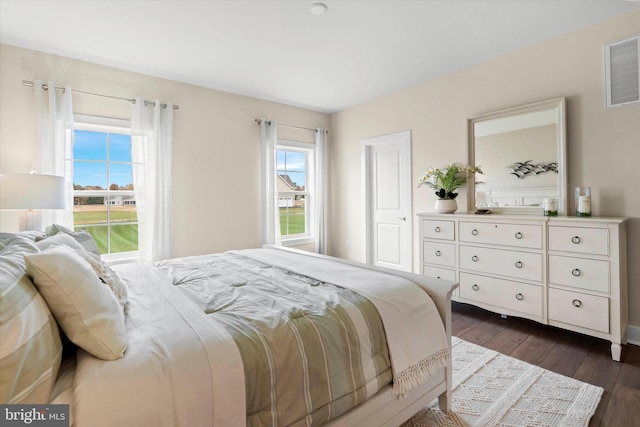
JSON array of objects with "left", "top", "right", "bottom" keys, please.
[
  {"left": 483, "top": 316, "right": 539, "bottom": 355},
  {"left": 600, "top": 383, "right": 640, "bottom": 427},
  {"left": 537, "top": 330, "right": 593, "bottom": 377},
  {"left": 617, "top": 343, "right": 640, "bottom": 390}
]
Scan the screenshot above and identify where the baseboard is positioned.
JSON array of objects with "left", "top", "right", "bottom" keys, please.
[{"left": 627, "top": 325, "right": 640, "bottom": 346}]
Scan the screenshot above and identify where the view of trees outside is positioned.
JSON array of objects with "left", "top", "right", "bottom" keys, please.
[{"left": 73, "top": 129, "right": 137, "bottom": 254}]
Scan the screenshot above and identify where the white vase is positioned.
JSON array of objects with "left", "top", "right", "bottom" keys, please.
[{"left": 433, "top": 198, "right": 458, "bottom": 214}]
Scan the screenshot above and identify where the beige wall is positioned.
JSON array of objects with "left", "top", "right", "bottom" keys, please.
[
  {"left": 329, "top": 11, "right": 640, "bottom": 326},
  {"left": 0, "top": 44, "right": 329, "bottom": 256}
]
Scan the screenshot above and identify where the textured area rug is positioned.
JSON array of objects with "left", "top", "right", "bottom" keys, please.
[{"left": 403, "top": 337, "right": 603, "bottom": 427}]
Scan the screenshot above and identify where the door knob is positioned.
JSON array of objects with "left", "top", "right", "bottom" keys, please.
[{"left": 398, "top": 216, "right": 406, "bottom": 221}]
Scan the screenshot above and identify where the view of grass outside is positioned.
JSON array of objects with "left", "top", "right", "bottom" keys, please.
[
  {"left": 74, "top": 204, "right": 138, "bottom": 254},
  {"left": 280, "top": 206, "right": 305, "bottom": 236}
]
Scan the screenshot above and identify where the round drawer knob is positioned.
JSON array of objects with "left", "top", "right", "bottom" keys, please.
[
  {"left": 571, "top": 236, "right": 582, "bottom": 244},
  {"left": 515, "top": 261, "right": 523, "bottom": 269},
  {"left": 572, "top": 268, "right": 582, "bottom": 277},
  {"left": 515, "top": 293, "right": 524, "bottom": 301},
  {"left": 472, "top": 255, "right": 479, "bottom": 262},
  {"left": 435, "top": 250, "right": 441, "bottom": 256},
  {"left": 434, "top": 226, "right": 441, "bottom": 232},
  {"left": 472, "top": 284, "right": 479, "bottom": 291},
  {"left": 572, "top": 299, "right": 583, "bottom": 308},
  {"left": 471, "top": 229, "right": 479, "bottom": 236},
  {"left": 515, "top": 232, "right": 523, "bottom": 239}
]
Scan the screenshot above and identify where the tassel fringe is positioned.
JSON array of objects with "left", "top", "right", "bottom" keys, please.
[{"left": 392, "top": 347, "right": 451, "bottom": 397}]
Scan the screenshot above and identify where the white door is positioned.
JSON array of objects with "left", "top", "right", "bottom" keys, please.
[{"left": 362, "top": 131, "right": 412, "bottom": 271}]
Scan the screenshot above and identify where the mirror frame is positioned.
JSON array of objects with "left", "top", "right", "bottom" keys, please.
[{"left": 468, "top": 97, "right": 567, "bottom": 215}]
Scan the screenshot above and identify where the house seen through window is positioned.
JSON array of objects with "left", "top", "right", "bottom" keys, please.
[
  {"left": 73, "top": 116, "right": 138, "bottom": 255},
  {"left": 277, "top": 142, "right": 313, "bottom": 242}
]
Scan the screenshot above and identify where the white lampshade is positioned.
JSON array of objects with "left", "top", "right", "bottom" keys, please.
[{"left": 0, "top": 173, "right": 65, "bottom": 210}]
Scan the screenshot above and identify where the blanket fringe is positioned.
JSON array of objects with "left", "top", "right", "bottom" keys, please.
[{"left": 392, "top": 347, "right": 450, "bottom": 397}]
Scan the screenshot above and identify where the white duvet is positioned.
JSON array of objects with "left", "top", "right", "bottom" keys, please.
[
  {"left": 66, "top": 249, "right": 449, "bottom": 427},
  {"left": 72, "top": 263, "right": 246, "bottom": 427}
]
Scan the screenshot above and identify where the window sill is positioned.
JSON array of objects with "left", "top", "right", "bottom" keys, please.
[
  {"left": 102, "top": 251, "right": 139, "bottom": 266},
  {"left": 281, "top": 237, "right": 315, "bottom": 247}
]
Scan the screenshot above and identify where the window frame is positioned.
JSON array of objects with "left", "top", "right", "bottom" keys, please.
[
  {"left": 276, "top": 140, "right": 315, "bottom": 247},
  {"left": 73, "top": 114, "right": 139, "bottom": 261}
]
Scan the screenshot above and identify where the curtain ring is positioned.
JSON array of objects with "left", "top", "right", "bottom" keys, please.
[{"left": 131, "top": 99, "right": 137, "bottom": 105}]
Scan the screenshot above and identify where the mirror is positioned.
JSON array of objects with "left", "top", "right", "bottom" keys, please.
[{"left": 468, "top": 97, "right": 567, "bottom": 215}]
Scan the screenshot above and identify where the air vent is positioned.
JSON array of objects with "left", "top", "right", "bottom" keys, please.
[{"left": 605, "top": 34, "right": 640, "bottom": 109}]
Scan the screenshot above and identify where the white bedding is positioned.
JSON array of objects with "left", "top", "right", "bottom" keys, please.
[
  {"left": 72, "top": 263, "right": 245, "bottom": 427},
  {"left": 64, "top": 248, "right": 449, "bottom": 426}
]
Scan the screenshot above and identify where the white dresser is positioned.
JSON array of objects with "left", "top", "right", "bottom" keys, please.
[{"left": 418, "top": 213, "right": 627, "bottom": 361}]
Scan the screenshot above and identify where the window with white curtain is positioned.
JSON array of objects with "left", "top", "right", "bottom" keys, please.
[
  {"left": 277, "top": 140, "right": 315, "bottom": 246},
  {"left": 72, "top": 115, "right": 138, "bottom": 257}
]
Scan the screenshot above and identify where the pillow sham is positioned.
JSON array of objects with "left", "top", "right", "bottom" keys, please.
[
  {"left": 24, "top": 245, "right": 127, "bottom": 361},
  {"left": 35, "top": 233, "right": 85, "bottom": 252},
  {"left": 42, "top": 224, "right": 100, "bottom": 256},
  {"left": 0, "top": 236, "right": 63, "bottom": 404}
]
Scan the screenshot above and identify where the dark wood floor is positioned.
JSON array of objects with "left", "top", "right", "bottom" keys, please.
[{"left": 451, "top": 301, "right": 640, "bottom": 427}]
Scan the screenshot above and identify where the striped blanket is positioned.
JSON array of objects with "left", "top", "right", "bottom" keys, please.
[
  {"left": 158, "top": 249, "right": 448, "bottom": 426},
  {"left": 159, "top": 252, "right": 391, "bottom": 426}
]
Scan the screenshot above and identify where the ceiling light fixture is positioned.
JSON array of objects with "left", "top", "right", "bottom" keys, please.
[{"left": 310, "top": 3, "right": 328, "bottom": 16}]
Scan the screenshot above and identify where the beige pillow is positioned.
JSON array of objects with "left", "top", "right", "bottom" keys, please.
[{"left": 25, "top": 245, "right": 127, "bottom": 360}]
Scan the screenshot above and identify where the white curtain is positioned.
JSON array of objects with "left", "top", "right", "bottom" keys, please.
[
  {"left": 314, "top": 128, "right": 328, "bottom": 254},
  {"left": 32, "top": 80, "right": 74, "bottom": 231},
  {"left": 131, "top": 98, "right": 174, "bottom": 263},
  {"left": 260, "top": 119, "right": 281, "bottom": 246}
]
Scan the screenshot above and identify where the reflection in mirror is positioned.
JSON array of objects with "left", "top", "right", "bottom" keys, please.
[{"left": 468, "top": 97, "right": 567, "bottom": 215}]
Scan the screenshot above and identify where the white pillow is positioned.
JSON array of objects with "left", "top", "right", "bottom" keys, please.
[
  {"left": 24, "top": 245, "right": 127, "bottom": 360},
  {"left": 35, "top": 233, "right": 84, "bottom": 251}
]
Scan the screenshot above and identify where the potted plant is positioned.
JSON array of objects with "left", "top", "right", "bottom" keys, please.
[{"left": 418, "top": 163, "right": 483, "bottom": 213}]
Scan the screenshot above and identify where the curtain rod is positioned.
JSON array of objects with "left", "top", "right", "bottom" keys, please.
[
  {"left": 254, "top": 118, "right": 327, "bottom": 133},
  {"left": 21, "top": 80, "right": 180, "bottom": 110}
]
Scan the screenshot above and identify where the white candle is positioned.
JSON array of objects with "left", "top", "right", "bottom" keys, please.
[{"left": 578, "top": 195, "right": 591, "bottom": 214}]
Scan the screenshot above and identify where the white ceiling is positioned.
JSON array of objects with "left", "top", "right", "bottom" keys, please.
[{"left": 1, "top": 1, "right": 638, "bottom": 113}]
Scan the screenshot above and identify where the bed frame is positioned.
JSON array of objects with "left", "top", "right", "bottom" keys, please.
[{"left": 265, "top": 246, "right": 458, "bottom": 427}]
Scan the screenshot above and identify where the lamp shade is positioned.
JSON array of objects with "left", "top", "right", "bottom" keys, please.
[{"left": 0, "top": 173, "right": 65, "bottom": 210}]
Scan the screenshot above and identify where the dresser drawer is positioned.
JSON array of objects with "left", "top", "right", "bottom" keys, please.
[
  {"left": 422, "top": 219, "right": 455, "bottom": 240},
  {"left": 460, "top": 245, "right": 542, "bottom": 282},
  {"left": 548, "top": 255, "right": 609, "bottom": 293},
  {"left": 423, "top": 265, "right": 456, "bottom": 281},
  {"left": 548, "top": 226, "right": 609, "bottom": 256},
  {"left": 459, "top": 272, "right": 542, "bottom": 317},
  {"left": 423, "top": 241, "right": 455, "bottom": 267},
  {"left": 548, "top": 288, "right": 609, "bottom": 333},
  {"left": 459, "top": 221, "right": 542, "bottom": 249}
]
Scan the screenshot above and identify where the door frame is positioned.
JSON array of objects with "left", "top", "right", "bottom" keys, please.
[{"left": 361, "top": 130, "right": 412, "bottom": 271}]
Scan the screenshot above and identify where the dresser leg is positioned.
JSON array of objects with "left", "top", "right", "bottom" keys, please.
[{"left": 611, "top": 343, "right": 622, "bottom": 362}]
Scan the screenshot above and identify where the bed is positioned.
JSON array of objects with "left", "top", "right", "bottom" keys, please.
[{"left": 1, "top": 232, "right": 456, "bottom": 427}]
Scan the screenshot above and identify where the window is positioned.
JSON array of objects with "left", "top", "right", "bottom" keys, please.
[
  {"left": 73, "top": 115, "right": 138, "bottom": 256},
  {"left": 276, "top": 141, "right": 314, "bottom": 245}
]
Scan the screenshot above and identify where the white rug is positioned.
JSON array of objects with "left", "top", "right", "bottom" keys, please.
[{"left": 403, "top": 337, "right": 603, "bottom": 427}]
